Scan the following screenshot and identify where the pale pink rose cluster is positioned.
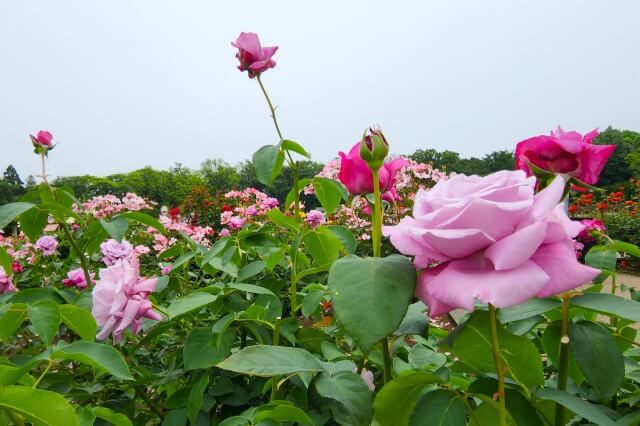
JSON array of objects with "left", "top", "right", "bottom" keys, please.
[
  {"left": 219, "top": 188, "right": 279, "bottom": 235},
  {"left": 77, "top": 193, "right": 154, "bottom": 218},
  {"left": 395, "top": 159, "right": 448, "bottom": 192},
  {"left": 149, "top": 216, "right": 215, "bottom": 252},
  {"left": 0, "top": 267, "right": 16, "bottom": 294},
  {"left": 0, "top": 234, "right": 35, "bottom": 262},
  {"left": 385, "top": 171, "right": 600, "bottom": 316},
  {"left": 92, "top": 258, "right": 161, "bottom": 344}
]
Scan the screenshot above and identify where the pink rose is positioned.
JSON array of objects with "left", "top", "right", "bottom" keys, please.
[
  {"left": 92, "top": 259, "right": 161, "bottom": 344},
  {"left": 35, "top": 235, "right": 58, "bottom": 256},
  {"left": 353, "top": 368, "right": 376, "bottom": 392},
  {"left": 515, "top": 126, "right": 615, "bottom": 185},
  {"left": 62, "top": 267, "right": 93, "bottom": 290},
  {"left": 228, "top": 216, "right": 246, "bottom": 230},
  {"left": 30, "top": 130, "right": 53, "bottom": 147},
  {"left": 231, "top": 32, "right": 278, "bottom": 78},
  {"left": 339, "top": 143, "right": 408, "bottom": 198},
  {"left": 578, "top": 219, "right": 606, "bottom": 242},
  {"left": 161, "top": 265, "right": 172, "bottom": 275},
  {"left": 305, "top": 210, "right": 326, "bottom": 228},
  {"left": 384, "top": 170, "right": 600, "bottom": 316},
  {"left": 219, "top": 228, "right": 230, "bottom": 237},
  {"left": 100, "top": 239, "right": 133, "bottom": 266},
  {"left": 0, "top": 267, "right": 16, "bottom": 294}
]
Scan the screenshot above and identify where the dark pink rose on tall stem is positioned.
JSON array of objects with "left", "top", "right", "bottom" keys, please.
[
  {"left": 515, "top": 126, "right": 615, "bottom": 185},
  {"left": 338, "top": 143, "right": 408, "bottom": 200},
  {"left": 231, "top": 32, "right": 278, "bottom": 78},
  {"left": 30, "top": 130, "right": 53, "bottom": 147}
]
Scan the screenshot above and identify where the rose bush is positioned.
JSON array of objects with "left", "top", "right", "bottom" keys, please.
[{"left": 0, "top": 32, "right": 638, "bottom": 426}]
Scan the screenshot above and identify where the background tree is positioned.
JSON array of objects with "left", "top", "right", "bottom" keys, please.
[
  {"left": 199, "top": 158, "right": 240, "bottom": 194},
  {"left": 593, "top": 127, "right": 640, "bottom": 186}
]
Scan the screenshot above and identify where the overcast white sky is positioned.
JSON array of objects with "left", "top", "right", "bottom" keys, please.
[{"left": 1, "top": 1, "right": 639, "bottom": 179}]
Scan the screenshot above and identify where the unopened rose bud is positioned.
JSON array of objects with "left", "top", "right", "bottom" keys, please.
[{"left": 359, "top": 128, "right": 389, "bottom": 171}]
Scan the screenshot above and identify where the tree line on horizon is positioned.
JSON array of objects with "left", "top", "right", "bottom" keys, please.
[{"left": 1, "top": 127, "right": 639, "bottom": 209}]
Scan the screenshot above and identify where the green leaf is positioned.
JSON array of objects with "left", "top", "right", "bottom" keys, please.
[
  {"left": 53, "top": 341, "right": 133, "bottom": 380},
  {"left": 184, "top": 328, "right": 235, "bottom": 371},
  {"left": 167, "top": 293, "right": 218, "bottom": 319},
  {"left": 616, "top": 410, "right": 640, "bottom": 426},
  {"left": 172, "top": 252, "right": 195, "bottom": 270},
  {"left": 408, "top": 345, "right": 447, "bottom": 370},
  {"left": 285, "top": 178, "right": 312, "bottom": 208},
  {"left": 119, "top": 211, "right": 166, "bottom": 235},
  {"left": 372, "top": 370, "right": 442, "bottom": 426},
  {"left": 302, "top": 289, "right": 325, "bottom": 317},
  {"left": 91, "top": 406, "right": 132, "bottom": 426},
  {"left": 253, "top": 144, "right": 284, "bottom": 186},
  {"left": 395, "top": 301, "right": 429, "bottom": 336},
  {"left": 469, "top": 395, "right": 516, "bottom": 426},
  {"left": 569, "top": 320, "right": 624, "bottom": 402},
  {"left": 254, "top": 405, "right": 314, "bottom": 425},
  {"left": 607, "top": 240, "right": 640, "bottom": 258},
  {"left": 281, "top": 139, "right": 310, "bottom": 158},
  {"left": 217, "top": 345, "right": 323, "bottom": 376},
  {"left": 0, "top": 385, "right": 78, "bottom": 426},
  {"left": 468, "top": 378, "right": 543, "bottom": 426},
  {"left": 585, "top": 247, "right": 617, "bottom": 272},
  {"left": 327, "top": 225, "right": 357, "bottom": 255},
  {"left": 497, "top": 298, "right": 561, "bottom": 323},
  {"left": 314, "top": 371, "right": 372, "bottom": 426},
  {"left": 59, "top": 304, "right": 97, "bottom": 341},
  {"left": 541, "top": 321, "right": 583, "bottom": 384},
  {"left": 408, "top": 389, "right": 466, "bottom": 426},
  {"left": 28, "top": 302, "right": 60, "bottom": 346},
  {"left": 187, "top": 371, "right": 210, "bottom": 425},
  {"left": 303, "top": 227, "right": 343, "bottom": 267},
  {"left": 442, "top": 310, "right": 544, "bottom": 387},
  {"left": 296, "top": 327, "right": 331, "bottom": 353},
  {"left": 536, "top": 389, "right": 616, "bottom": 426},
  {"left": 266, "top": 209, "right": 300, "bottom": 232},
  {"left": 328, "top": 255, "right": 416, "bottom": 352},
  {"left": 312, "top": 177, "right": 345, "bottom": 214},
  {"left": 77, "top": 407, "right": 95, "bottom": 426},
  {"left": 227, "top": 283, "right": 276, "bottom": 297},
  {"left": 99, "top": 217, "right": 129, "bottom": 242},
  {"left": 0, "top": 202, "right": 36, "bottom": 229},
  {"left": 237, "top": 261, "right": 266, "bottom": 281},
  {"left": 18, "top": 207, "right": 49, "bottom": 242},
  {"left": 0, "top": 303, "right": 27, "bottom": 342},
  {"left": 571, "top": 293, "right": 640, "bottom": 322}
]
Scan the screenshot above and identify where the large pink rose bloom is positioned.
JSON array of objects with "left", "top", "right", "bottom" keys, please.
[
  {"left": 92, "top": 259, "right": 161, "bottom": 344},
  {"left": 384, "top": 170, "right": 600, "bottom": 316},
  {"left": 231, "top": 32, "right": 278, "bottom": 78},
  {"left": 338, "top": 143, "right": 408, "bottom": 202},
  {"left": 515, "top": 126, "right": 615, "bottom": 185},
  {"left": 30, "top": 130, "right": 53, "bottom": 147}
]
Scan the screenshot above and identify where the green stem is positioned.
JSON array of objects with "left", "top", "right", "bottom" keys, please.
[
  {"left": 356, "top": 356, "right": 367, "bottom": 375},
  {"left": 270, "top": 317, "right": 282, "bottom": 401},
  {"left": 32, "top": 360, "right": 53, "bottom": 388},
  {"left": 371, "top": 169, "right": 382, "bottom": 258},
  {"left": 488, "top": 304, "right": 507, "bottom": 426},
  {"left": 40, "top": 153, "right": 93, "bottom": 287},
  {"left": 290, "top": 261, "right": 298, "bottom": 317},
  {"left": 381, "top": 337, "right": 392, "bottom": 384},
  {"left": 555, "top": 293, "right": 571, "bottom": 426},
  {"left": 256, "top": 74, "right": 283, "bottom": 141}
]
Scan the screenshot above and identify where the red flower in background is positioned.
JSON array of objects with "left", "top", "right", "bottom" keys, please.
[{"left": 169, "top": 207, "right": 181, "bottom": 218}]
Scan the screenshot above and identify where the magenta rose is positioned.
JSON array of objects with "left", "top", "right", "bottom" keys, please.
[
  {"left": 35, "top": 235, "right": 58, "bottom": 256},
  {"left": 100, "top": 239, "right": 133, "bottom": 266},
  {"left": 0, "top": 267, "right": 16, "bottom": 294},
  {"left": 515, "top": 126, "right": 615, "bottom": 185},
  {"left": 92, "top": 259, "right": 161, "bottom": 344},
  {"left": 384, "top": 170, "right": 600, "bottom": 316},
  {"left": 338, "top": 142, "right": 408, "bottom": 200},
  {"left": 231, "top": 32, "right": 278, "bottom": 78},
  {"left": 30, "top": 130, "right": 53, "bottom": 148},
  {"left": 62, "top": 267, "right": 94, "bottom": 290}
]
